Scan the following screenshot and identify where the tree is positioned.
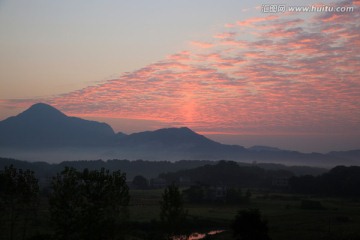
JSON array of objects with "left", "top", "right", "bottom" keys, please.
[
  {"left": 132, "top": 175, "right": 148, "bottom": 189},
  {"left": 49, "top": 167, "right": 130, "bottom": 240},
  {"left": 232, "top": 209, "right": 271, "bottom": 240},
  {"left": 289, "top": 166, "right": 360, "bottom": 197},
  {"left": 160, "top": 183, "right": 187, "bottom": 236},
  {"left": 0, "top": 165, "right": 39, "bottom": 240},
  {"left": 289, "top": 175, "right": 319, "bottom": 194},
  {"left": 48, "top": 167, "right": 81, "bottom": 240}
]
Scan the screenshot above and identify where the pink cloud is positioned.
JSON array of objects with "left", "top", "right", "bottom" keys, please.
[
  {"left": 236, "top": 15, "right": 278, "bottom": 27},
  {"left": 2, "top": 1, "right": 359, "bottom": 136},
  {"left": 213, "top": 32, "right": 237, "bottom": 40},
  {"left": 264, "top": 27, "right": 303, "bottom": 38},
  {"left": 167, "top": 51, "right": 192, "bottom": 62}
]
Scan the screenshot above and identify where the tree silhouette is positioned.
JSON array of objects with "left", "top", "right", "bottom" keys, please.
[
  {"left": 49, "top": 167, "right": 130, "bottom": 240},
  {"left": 0, "top": 165, "right": 39, "bottom": 240},
  {"left": 232, "top": 209, "right": 271, "bottom": 240},
  {"left": 289, "top": 166, "right": 360, "bottom": 197},
  {"left": 160, "top": 183, "right": 187, "bottom": 237},
  {"left": 132, "top": 175, "right": 148, "bottom": 189}
]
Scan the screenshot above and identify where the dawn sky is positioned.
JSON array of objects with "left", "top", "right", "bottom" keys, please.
[{"left": 0, "top": 0, "right": 359, "bottom": 153}]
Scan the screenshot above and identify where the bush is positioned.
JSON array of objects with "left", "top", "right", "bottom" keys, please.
[{"left": 232, "top": 208, "right": 271, "bottom": 240}]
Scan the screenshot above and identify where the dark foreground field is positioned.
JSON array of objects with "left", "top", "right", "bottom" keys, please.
[
  {"left": 1, "top": 188, "right": 360, "bottom": 240},
  {"left": 2, "top": 161, "right": 360, "bottom": 240},
  {"left": 129, "top": 189, "right": 360, "bottom": 240}
]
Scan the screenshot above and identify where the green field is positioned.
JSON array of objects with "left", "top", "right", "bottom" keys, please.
[
  {"left": 129, "top": 189, "right": 360, "bottom": 240},
  {"left": 1, "top": 189, "right": 360, "bottom": 240}
]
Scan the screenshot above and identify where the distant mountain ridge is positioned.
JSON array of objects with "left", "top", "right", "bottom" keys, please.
[
  {"left": 116, "top": 127, "right": 246, "bottom": 160},
  {"left": 0, "top": 103, "right": 359, "bottom": 166},
  {"left": 119, "top": 127, "right": 218, "bottom": 147}
]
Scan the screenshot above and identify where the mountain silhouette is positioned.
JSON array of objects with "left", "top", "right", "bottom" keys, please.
[
  {"left": 0, "top": 103, "right": 243, "bottom": 156},
  {"left": 0, "top": 103, "right": 358, "bottom": 166},
  {"left": 118, "top": 127, "right": 221, "bottom": 148},
  {"left": 115, "top": 127, "right": 246, "bottom": 160},
  {"left": 0, "top": 103, "right": 115, "bottom": 147}
]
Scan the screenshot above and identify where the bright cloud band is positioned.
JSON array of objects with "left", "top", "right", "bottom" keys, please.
[{"left": 2, "top": 0, "right": 360, "bottom": 136}]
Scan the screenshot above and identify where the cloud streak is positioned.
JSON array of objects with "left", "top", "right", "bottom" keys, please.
[{"left": 2, "top": 0, "right": 360, "bottom": 136}]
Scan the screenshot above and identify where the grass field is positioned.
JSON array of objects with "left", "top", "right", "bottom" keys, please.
[
  {"left": 1, "top": 189, "right": 359, "bottom": 240},
  {"left": 129, "top": 189, "right": 360, "bottom": 240}
]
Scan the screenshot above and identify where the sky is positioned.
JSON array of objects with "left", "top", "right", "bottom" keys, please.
[{"left": 0, "top": 0, "right": 359, "bottom": 153}]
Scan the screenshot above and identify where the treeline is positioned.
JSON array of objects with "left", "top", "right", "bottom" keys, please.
[
  {"left": 290, "top": 165, "right": 360, "bottom": 197},
  {"left": 0, "top": 158, "right": 326, "bottom": 187},
  {"left": 0, "top": 157, "right": 216, "bottom": 183},
  {"left": 159, "top": 161, "right": 360, "bottom": 198},
  {"left": 159, "top": 160, "right": 293, "bottom": 188}
]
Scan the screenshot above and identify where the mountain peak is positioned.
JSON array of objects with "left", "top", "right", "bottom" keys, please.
[
  {"left": 121, "top": 126, "right": 219, "bottom": 149},
  {"left": 0, "top": 103, "right": 115, "bottom": 147},
  {"left": 178, "top": 126, "right": 194, "bottom": 132},
  {"left": 29, "top": 102, "right": 57, "bottom": 110},
  {"left": 154, "top": 127, "right": 195, "bottom": 135},
  {"left": 18, "top": 103, "right": 66, "bottom": 119}
]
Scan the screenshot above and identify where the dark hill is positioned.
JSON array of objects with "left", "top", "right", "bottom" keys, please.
[
  {"left": 118, "top": 127, "right": 222, "bottom": 148},
  {"left": 116, "top": 127, "right": 246, "bottom": 160},
  {"left": 0, "top": 103, "right": 115, "bottom": 147}
]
